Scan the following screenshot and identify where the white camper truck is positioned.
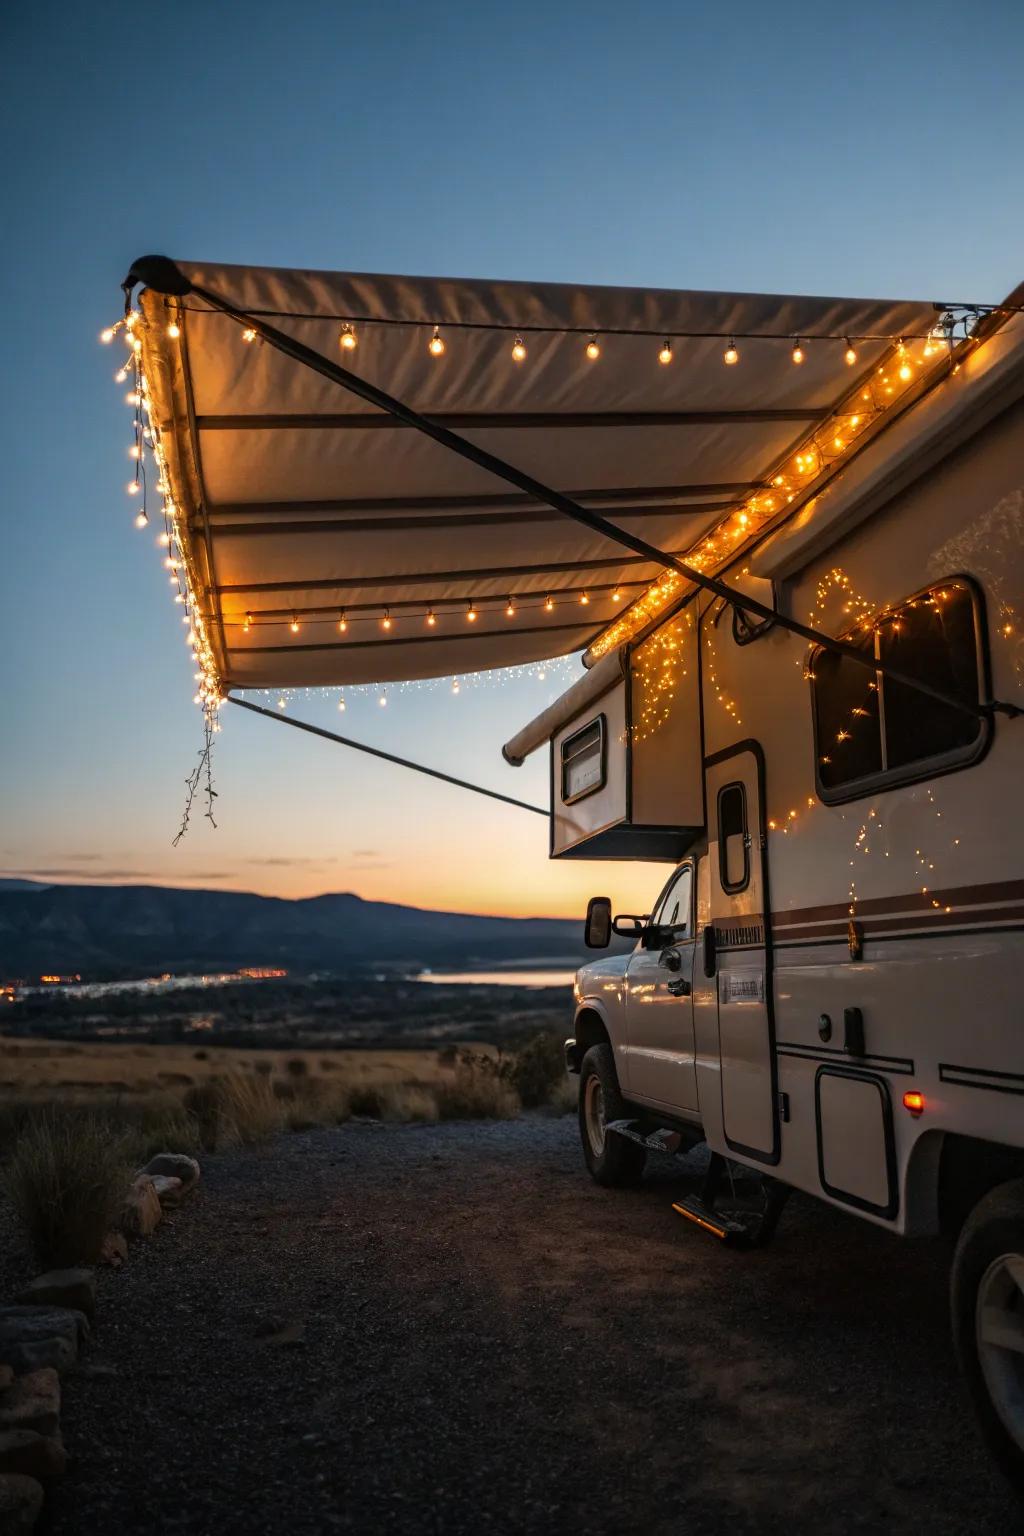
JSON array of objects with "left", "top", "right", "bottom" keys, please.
[
  {"left": 505, "top": 300, "right": 1024, "bottom": 1485},
  {"left": 126, "top": 254, "right": 1023, "bottom": 1488}
]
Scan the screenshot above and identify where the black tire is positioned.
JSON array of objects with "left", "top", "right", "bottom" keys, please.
[
  {"left": 951, "top": 1177, "right": 1024, "bottom": 1495},
  {"left": 578, "top": 1044, "right": 646, "bottom": 1187}
]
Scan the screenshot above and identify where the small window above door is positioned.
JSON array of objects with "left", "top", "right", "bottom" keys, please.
[{"left": 717, "top": 781, "right": 750, "bottom": 894}]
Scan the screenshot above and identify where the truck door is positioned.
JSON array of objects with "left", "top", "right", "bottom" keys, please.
[
  {"left": 623, "top": 862, "right": 699, "bottom": 1114},
  {"left": 705, "top": 744, "right": 779, "bottom": 1163}
]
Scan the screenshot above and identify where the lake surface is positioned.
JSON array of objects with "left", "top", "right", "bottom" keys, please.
[{"left": 416, "top": 969, "right": 575, "bottom": 989}]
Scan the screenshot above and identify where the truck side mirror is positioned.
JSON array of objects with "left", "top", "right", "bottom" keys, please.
[{"left": 584, "top": 896, "right": 612, "bottom": 948}]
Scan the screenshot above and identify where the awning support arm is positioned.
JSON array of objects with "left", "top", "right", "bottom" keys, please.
[
  {"left": 128, "top": 256, "right": 1020, "bottom": 724},
  {"left": 227, "top": 697, "right": 547, "bottom": 815}
]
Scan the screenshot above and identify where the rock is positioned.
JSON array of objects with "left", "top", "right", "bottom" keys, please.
[
  {"left": 0, "top": 1310, "right": 88, "bottom": 1375},
  {"left": 149, "top": 1175, "right": 184, "bottom": 1208},
  {"left": 0, "top": 1370, "right": 60, "bottom": 1440},
  {"left": 0, "top": 1368, "right": 12, "bottom": 1393},
  {"left": 0, "top": 1473, "right": 44, "bottom": 1532},
  {"left": 0, "top": 1431, "right": 66, "bottom": 1479},
  {"left": 120, "top": 1176, "right": 162, "bottom": 1238},
  {"left": 98, "top": 1231, "right": 128, "bottom": 1269},
  {"left": 142, "top": 1153, "right": 200, "bottom": 1191},
  {"left": 15, "top": 1270, "right": 95, "bottom": 1323}
]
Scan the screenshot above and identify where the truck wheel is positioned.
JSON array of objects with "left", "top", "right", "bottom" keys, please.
[
  {"left": 578, "top": 1044, "right": 646, "bottom": 1187},
  {"left": 951, "top": 1177, "right": 1024, "bottom": 1494}
]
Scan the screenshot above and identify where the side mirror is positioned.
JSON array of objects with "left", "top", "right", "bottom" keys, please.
[{"left": 584, "top": 896, "right": 612, "bottom": 949}]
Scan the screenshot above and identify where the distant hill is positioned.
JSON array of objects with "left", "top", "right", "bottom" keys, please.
[
  {"left": 0, "top": 883, "right": 590, "bottom": 981},
  {"left": 0, "top": 879, "right": 49, "bottom": 893}
]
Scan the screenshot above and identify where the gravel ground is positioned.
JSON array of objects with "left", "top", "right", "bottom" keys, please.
[{"left": 8, "top": 1117, "right": 1020, "bottom": 1535}]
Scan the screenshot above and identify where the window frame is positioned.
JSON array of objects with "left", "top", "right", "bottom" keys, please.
[
  {"left": 717, "top": 780, "right": 751, "bottom": 895},
  {"left": 809, "top": 574, "right": 992, "bottom": 807},
  {"left": 560, "top": 713, "right": 607, "bottom": 805}
]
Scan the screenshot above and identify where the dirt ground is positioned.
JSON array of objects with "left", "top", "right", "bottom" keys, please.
[{"left": 27, "top": 1118, "right": 1021, "bottom": 1535}]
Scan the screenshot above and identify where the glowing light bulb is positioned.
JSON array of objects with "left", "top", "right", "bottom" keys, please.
[
  {"left": 378, "top": 692, "right": 387, "bottom": 707},
  {"left": 428, "top": 326, "right": 445, "bottom": 357},
  {"left": 452, "top": 679, "right": 460, "bottom": 694},
  {"left": 612, "top": 588, "right": 622, "bottom": 601},
  {"left": 844, "top": 339, "right": 857, "bottom": 365},
  {"left": 511, "top": 335, "right": 527, "bottom": 363},
  {"left": 100, "top": 327, "right": 115, "bottom": 344},
  {"left": 134, "top": 510, "right": 148, "bottom": 529},
  {"left": 158, "top": 531, "right": 170, "bottom": 546},
  {"left": 338, "top": 612, "right": 348, "bottom": 633},
  {"left": 658, "top": 339, "right": 673, "bottom": 365},
  {"left": 242, "top": 328, "right": 257, "bottom": 343},
  {"left": 899, "top": 360, "right": 913, "bottom": 382},
  {"left": 167, "top": 321, "right": 180, "bottom": 339},
  {"left": 585, "top": 335, "right": 600, "bottom": 361},
  {"left": 290, "top": 616, "right": 300, "bottom": 633},
  {"left": 579, "top": 591, "right": 590, "bottom": 605},
  {"left": 382, "top": 610, "right": 392, "bottom": 630},
  {"left": 724, "top": 339, "right": 739, "bottom": 366},
  {"left": 544, "top": 595, "right": 554, "bottom": 612},
  {"left": 243, "top": 613, "right": 252, "bottom": 634},
  {"left": 127, "top": 479, "right": 140, "bottom": 495},
  {"left": 426, "top": 609, "right": 436, "bottom": 627},
  {"left": 126, "top": 391, "right": 141, "bottom": 406},
  {"left": 115, "top": 367, "right": 129, "bottom": 383},
  {"left": 791, "top": 339, "right": 805, "bottom": 365},
  {"left": 339, "top": 323, "right": 357, "bottom": 351},
  {"left": 277, "top": 697, "right": 286, "bottom": 709},
  {"left": 132, "top": 337, "right": 143, "bottom": 354},
  {"left": 466, "top": 602, "right": 478, "bottom": 622},
  {"left": 129, "top": 444, "right": 141, "bottom": 459},
  {"left": 506, "top": 598, "right": 515, "bottom": 617}
]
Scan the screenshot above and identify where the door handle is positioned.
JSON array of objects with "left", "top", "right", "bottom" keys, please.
[
  {"left": 667, "top": 977, "right": 691, "bottom": 997},
  {"left": 660, "top": 947, "right": 682, "bottom": 972}
]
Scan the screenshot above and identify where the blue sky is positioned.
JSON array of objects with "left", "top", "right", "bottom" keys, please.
[{"left": 1, "top": 0, "right": 1022, "bottom": 916}]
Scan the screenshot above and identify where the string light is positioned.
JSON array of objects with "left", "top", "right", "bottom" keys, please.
[
  {"left": 579, "top": 590, "right": 590, "bottom": 605},
  {"left": 844, "top": 338, "right": 857, "bottom": 365},
  {"left": 658, "top": 339, "right": 673, "bottom": 365},
  {"left": 289, "top": 615, "right": 300, "bottom": 633},
  {"left": 134, "top": 510, "right": 148, "bottom": 529},
  {"left": 100, "top": 327, "right": 116, "bottom": 344},
  {"left": 585, "top": 335, "right": 600, "bottom": 361},
  {"left": 381, "top": 609, "right": 392, "bottom": 630},
  {"left": 511, "top": 335, "right": 527, "bottom": 363},
  {"left": 243, "top": 613, "right": 252, "bottom": 634},
  {"left": 791, "top": 339, "right": 805, "bottom": 365},
  {"left": 241, "top": 327, "right": 258, "bottom": 343},
  {"left": 428, "top": 326, "right": 445, "bottom": 357},
  {"left": 724, "top": 339, "right": 739, "bottom": 366},
  {"left": 167, "top": 321, "right": 181, "bottom": 340},
  {"left": 338, "top": 611, "right": 348, "bottom": 633},
  {"left": 339, "top": 323, "right": 357, "bottom": 351},
  {"left": 897, "top": 342, "right": 913, "bottom": 382},
  {"left": 505, "top": 598, "right": 516, "bottom": 617},
  {"left": 545, "top": 595, "right": 554, "bottom": 612},
  {"left": 127, "top": 479, "right": 141, "bottom": 496},
  {"left": 612, "top": 588, "right": 622, "bottom": 602},
  {"left": 338, "top": 696, "right": 346, "bottom": 711},
  {"left": 426, "top": 608, "right": 436, "bottom": 627},
  {"left": 378, "top": 691, "right": 387, "bottom": 707},
  {"left": 452, "top": 679, "right": 460, "bottom": 694},
  {"left": 466, "top": 601, "right": 478, "bottom": 622}
]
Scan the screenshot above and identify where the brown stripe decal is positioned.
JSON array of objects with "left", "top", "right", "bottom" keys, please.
[{"left": 773, "top": 878, "right": 1024, "bottom": 929}]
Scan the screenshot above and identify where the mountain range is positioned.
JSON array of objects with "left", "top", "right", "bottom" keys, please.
[{"left": 0, "top": 880, "right": 589, "bottom": 980}]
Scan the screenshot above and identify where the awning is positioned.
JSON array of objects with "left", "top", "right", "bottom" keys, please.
[{"left": 131, "top": 258, "right": 941, "bottom": 693}]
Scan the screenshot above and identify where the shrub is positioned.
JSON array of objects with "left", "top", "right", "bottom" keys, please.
[
  {"left": 285, "top": 1058, "right": 308, "bottom": 1078},
  {"left": 434, "top": 1054, "right": 519, "bottom": 1121},
  {"left": 346, "top": 1082, "right": 387, "bottom": 1118},
  {"left": 183, "top": 1081, "right": 227, "bottom": 1151},
  {"left": 503, "top": 1033, "right": 567, "bottom": 1109},
  {"left": 218, "top": 1073, "right": 282, "bottom": 1145},
  {"left": 4, "top": 1110, "right": 131, "bottom": 1268}
]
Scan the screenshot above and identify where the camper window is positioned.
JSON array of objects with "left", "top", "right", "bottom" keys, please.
[
  {"left": 561, "top": 715, "right": 606, "bottom": 804},
  {"left": 718, "top": 782, "right": 750, "bottom": 894},
  {"left": 653, "top": 864, "right": 693, "bottom": 935},
  {"left": 812, "top": 579, "right": 989, "bottom": 803}
]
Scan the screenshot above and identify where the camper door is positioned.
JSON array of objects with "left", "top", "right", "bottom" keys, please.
[{"left": 705, "top": 743, "right": 779, "bottom": 1164}]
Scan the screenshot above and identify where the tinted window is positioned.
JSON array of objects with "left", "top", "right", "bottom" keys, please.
[
  {"left": 718, "top": 782, "right": 749, "bottom": 893},
  {"left": 812, "top": 580, "right": 986, "bottom": 801}
]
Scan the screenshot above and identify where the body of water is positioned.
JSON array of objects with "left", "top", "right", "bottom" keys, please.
[{"left": 416, "top": 969, "right": 575, "bottom": 989}]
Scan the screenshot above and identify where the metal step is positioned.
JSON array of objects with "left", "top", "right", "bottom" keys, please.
[
  {"left": 606, "top": 1119, "right": 683, "bottom": 1155},
  {"left": 671, "top": 1194, "right": 754, "bottom": 1245}
]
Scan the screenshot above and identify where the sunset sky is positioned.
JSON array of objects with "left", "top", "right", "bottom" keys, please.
[{"left": 2, "top": 0, "right": 1022, "bottom": 918}]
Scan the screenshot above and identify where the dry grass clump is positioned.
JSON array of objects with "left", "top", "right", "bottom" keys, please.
[
  {"left": 4, "top": 1109, "right": 131, "bottom": 1267},
  {"left": 434, "top": 1054, "right": 519, "bottom": 1121},
  {"left": 183, "top": 1074, "right": 282, "bottom": 1149}
]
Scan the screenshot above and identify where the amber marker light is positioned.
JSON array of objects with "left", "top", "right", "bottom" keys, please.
[{"left": 903, "top": 1090, "right": 925, "bottom": 1117}]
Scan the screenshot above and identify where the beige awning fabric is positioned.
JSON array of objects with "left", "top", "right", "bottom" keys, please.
[{"left": 135, "top": 259, "right": 939, "bottom": 690}]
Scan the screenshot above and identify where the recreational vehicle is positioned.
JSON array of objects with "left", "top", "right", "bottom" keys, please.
[
  {"left": 504, "top": 293, "right": 1024, "bottom": 1488},
  {"left": 125, "top": 254, "right": 1024, "bottom": 1488}
]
